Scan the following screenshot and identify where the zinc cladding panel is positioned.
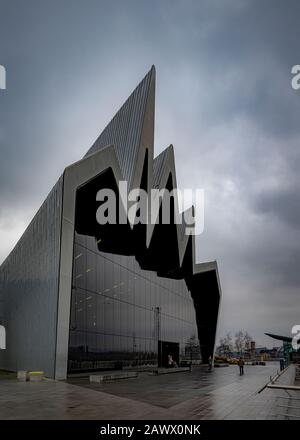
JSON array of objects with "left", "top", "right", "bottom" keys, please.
[
  {"left": 84, "top": 69, "right": 151, "bottom": 186},
  {"left": 0, "top": 175, "right": 63, "bottom": 377},
  {"left": 152, "top": 148, "right": 169, "bottom": 188}
]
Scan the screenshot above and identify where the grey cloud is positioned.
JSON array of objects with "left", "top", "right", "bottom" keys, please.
[
  {"left": 1, "top": 0, "right": 300, "bottom": 346},
  {"left": 253, "top": 185, "right": 300, "bottom": 230}
]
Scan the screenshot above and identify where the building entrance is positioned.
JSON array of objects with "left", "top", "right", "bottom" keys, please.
[{"left": 158, "top": 340, "right": 179, "bottom": 368}]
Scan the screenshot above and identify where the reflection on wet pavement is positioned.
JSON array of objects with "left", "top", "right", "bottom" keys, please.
[
  {"left": 68, "top": 362, "right": 298, "bottom": 419},
  {"left": 1, "top": 362, "right": 298, "bottom": 419}
]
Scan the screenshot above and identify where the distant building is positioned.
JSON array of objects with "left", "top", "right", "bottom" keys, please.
[{"left": 265, "top": 332, "right": 300, "bottom": 363}]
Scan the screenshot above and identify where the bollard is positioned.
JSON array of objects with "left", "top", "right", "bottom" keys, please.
[{"left": 17, "top": 370, "right": 28, "bottom": 382}]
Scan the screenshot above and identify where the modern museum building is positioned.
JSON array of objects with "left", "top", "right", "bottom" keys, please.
[{"left": 0, "top": 66, "right": 221, "bottom": 379}]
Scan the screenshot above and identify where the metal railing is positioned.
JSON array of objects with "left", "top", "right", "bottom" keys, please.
[{"left": 266, "top": 364, "right": 300, "bottom": 419}]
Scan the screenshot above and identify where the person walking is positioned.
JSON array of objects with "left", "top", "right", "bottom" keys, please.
[
  {"left": 279, "top": 358, "right": 285, "bottom": 371},
  {"left": 238, "top": 357, "right": 244, "bottom": 376},
  {"left": 208, "top": 355, "right": 213, "bottom": 371}
]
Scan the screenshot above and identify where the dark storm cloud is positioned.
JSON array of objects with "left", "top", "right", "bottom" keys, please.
[
  {"left": 253, "top": 185, "right": 300, "bottom": 230},
  {"left": 1, "top": 0, "right": 300, "bottom": 346}
]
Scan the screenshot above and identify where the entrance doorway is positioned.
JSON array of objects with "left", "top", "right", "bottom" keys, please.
[{"left": 158, "top": 340, "right": 179, "bottom": 368}]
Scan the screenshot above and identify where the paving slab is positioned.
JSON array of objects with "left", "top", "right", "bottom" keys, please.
[{"left": 1, "top": 362, "right": 298, "bottom": 420}]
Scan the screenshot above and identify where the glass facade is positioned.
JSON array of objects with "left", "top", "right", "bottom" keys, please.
[{"left": 68, "top": 232, "right": 200, "bottom": 372}]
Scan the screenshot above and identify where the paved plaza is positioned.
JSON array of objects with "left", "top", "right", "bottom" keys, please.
[{"left": 0, "top": 362, "right": 298, "bottom": 419}]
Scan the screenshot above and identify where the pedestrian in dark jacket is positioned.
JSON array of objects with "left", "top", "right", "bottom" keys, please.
[
  {"left": 208, "top": 356, "right": 213, "bottom": 371},
  {"left": 238, "top": 357, "right": 244, "bottom": 376}
]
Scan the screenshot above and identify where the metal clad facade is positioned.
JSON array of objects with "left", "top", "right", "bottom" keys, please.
[
  {"left": 85, "top": 69, "right": 152, "bottom": 186},
  {"left": 0, "top": 176, "right": 64, "bottom": 376}
]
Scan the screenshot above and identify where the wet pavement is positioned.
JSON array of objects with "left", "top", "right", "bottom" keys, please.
[
  {"left": 0, "top": 362, "right": 298, "bottom": 419},
  {"left": 68, "top": 363, "right": 278, "bottom": 408}
]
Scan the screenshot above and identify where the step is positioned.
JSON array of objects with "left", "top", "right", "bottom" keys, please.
[
  {"left": 89, "top": 371, "right": 138, "bottom": 383},
  {"left": 151, "top": 367, "right": 191, "bottom": 375}
]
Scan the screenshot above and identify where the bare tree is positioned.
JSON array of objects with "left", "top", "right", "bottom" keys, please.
[
  {"left": 244, "top": 332, "right": 252, "bottom": 350},
  {"left": 235, "top": 331, "right": 244, "bottom": 355},
  {"left": 218, "top": 332, "right": 233, "bottom": 357},
  {"left": 235, "top": 330, "right": 253, "bottom": 356},
  {"left": 185, "top": 334, "right": 200, "bottom": 361}
]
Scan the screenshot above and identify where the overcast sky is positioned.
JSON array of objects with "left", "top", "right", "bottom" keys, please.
[{"left": 1, "top": 0, "right": 300, "bottom": 347}]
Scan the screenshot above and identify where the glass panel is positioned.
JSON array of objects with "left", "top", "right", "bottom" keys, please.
[{"left": 68, "top": 230, "right": 200, "bottom": 372}]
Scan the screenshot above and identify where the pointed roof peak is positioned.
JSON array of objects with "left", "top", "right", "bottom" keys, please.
[{"left": 85, "top": 66, "right": 156, "bottom": 183}]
